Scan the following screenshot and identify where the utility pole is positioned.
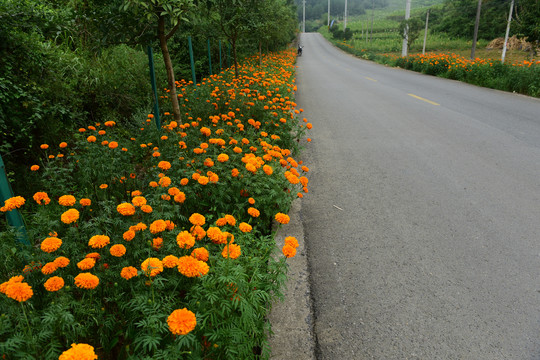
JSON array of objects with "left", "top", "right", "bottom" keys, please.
[
  {"left": 422, "top": 9, "right": 430, "bottom": 55},
  {"left": 302, "top": 0, "right": 306, "bottom": 33},
  {"left": 402, "top": 0, "right": 411, "bottom": 57},
  {"left": 370, "top": 0, "right": 374, "bottom": 42},
  {"left": 344, "top": 0, "right": 348, "bottom": 30},
  {"left": 328, "top": 0, "right": 330, "bottom": 28},
  {"left": 471, "top": 0, "right": 482, "bottom": 59},
  {"left": 501, "top": 0, "right": 514, "bottom": 63}
]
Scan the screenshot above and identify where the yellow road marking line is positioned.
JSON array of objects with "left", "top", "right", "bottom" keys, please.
[
  {"left": 408, "top": 93, "right": 440, "bottom": 106},
  {"left": 365, "top": 77, "right": 378, "bottom": 82}
]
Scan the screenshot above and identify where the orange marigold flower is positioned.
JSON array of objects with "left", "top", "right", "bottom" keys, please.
[
  {"left": 40, "top": 144, "right": 49, "bottom": 149},
  {"left": 161, "top": 194, "right": 171, "bottom": 201},
  {"left": 158, "top": 161, "right": 171, "bottom": 170},
  {"left": 110, "top": 244, "right": 126, "bottom": 257},
  {"left": 1, "top": 196, "right": 25, "bottom": 212},
  {"left": 215, "top": 217, "right": 227, "bottom": 227},
  {"left": 275, "top": 213, "right": 290, "bottom": 224},
  {"left": 238, "top": 222, "right": 252, "bottom": 233},
  {"left": 189, "top": 213, "right": 205, "bottom": 226},
  {"left": 165, "top": 220, "right": 175, "bottom": 231},
  {"left": 121, "top": 266, "right": 138, "bottom": 280},
  {"left": 176, "top": 231, "right": 196, "bottom": 249},
  {"left": 99, "top": 184, "right": 108, "bottom": 189},
  {"left": 168, "top": 187, "right": 180, "bottom": 196},
  {"left": 0, "top": 276, "right": 23, "bottom": 294},
  {"left": 74, "top": 273, "right": 99, "bottom": 290},
  {"left": 135, "top": 222, "right": 147, "bottom": 231},
  {"left": 248, "top": 197, "right": 255, "bottom": 205},
  {"left": 247, "top": 207, "right": 260, "bottom": 218},
  {"left": 54, "top": 256, "right": 70, "bottom": 268},
  {"left": 177, "top": 256, "right": 209, "bottom": 277},
  {"left": 5, "top": 281, "right": 33, "bottom": 302},
  {"left": 282, "top": 244, "right": 297, "bottom": 258},
  {"left": 207, "top": 227, "right": 227, "bottom": 244},
  {"left": 180, "top": 178, "right": 189, "bottom": 186},
  {"left": 44, "top": 276, "right": 64, "bottom": 292},
  {"left": 132, "top": 196, "right": 147, "bottom": 207},
  {"left": 197, "top": 176, "right": 209, "bottom": 185},
  {"left": 41, "top": 237, "right": 62, "bottom": 253},
  {"left": 222, "top": 243, "right": 241, "bottom": 259},
  {"left": 159, "top": 176, "right": 171, "bottom": 187},
  {"left": 117, "top": 202, "right": 136, "bottom": 216},
  {"left": 123, "top": 230, "right": 136, "bottom": 241},
  {"left": 59, "top": 142, "right": 68, "bottom": 148},
  {"left": 108, "top": 141, "right": 118, "bottom": 149},
  {"left": 87, "top": 136, "right": 97, "bottom": 143},
  {"left": 231, "top": 168, "right": 240, "bottom": 177},
  {"left": 233, "top": 146, "right": 242, "bottom": 154},
  {"left": 167, "top": 308, "right": 197, "bottom": 335},
  {"left": 141, "top": 258, "right": 163, "bottom": 277},
  {"left": 30, "top": 165, "right": 39, "bottom": 171},
  {"left": 162, "top": 255, "right": 179, "bottom": 268},
  {"left": 173, "top": 192, "right": 186, "bottom": 203},
  {"left": 59, "top": 343, "right": 98, "bottom": 360},
  {"left": 80, "top": 198, "right": 91, "bottom": 206},
  {"left": 131, "top": 190, "right": 142, "bottom": 196},
  {"left": 33, "top": 192, "right": 50, "bottom": 205},
  {"left": 284, "top": 236, "right": 299, "bottom": 248},
  {"left": 149, "top": 219, "right": 167, "bottom": 234},
  {"left": 263, "top": 165, "right": 273, "bottom": 175},
  {"left": 191, "top": 225, "right": 206, "bottom": 241},
  {"left": 217, "top": 153, "right": 229, "bottom": 162},
  {"left": 141, "top": 204, "right": 153, "bottom": 213},
  {"left": 152, "top": 237, "right": 163, "bottom": 250},
  {"left": 224, "top": 214, "right": 236, "bottom": 226},
  {"left": 191, "top": 247, "right": 209, "bottom": 262},
  {"left": 41, "top": 262, "right": 58, "bottom": 275},
  {"left": 85, "top": 252, "right": 101, "bottom": 260},
  {"left": 61, "top": 208, "right": 80, "bottom": 224},
  {"left": 88, "top": 235, "right": 110, "bottom": 249},
  {"left": 77, "top": 258, "right": 96, "bottom": 271},
  {"left": 98, "top": 130, "right": 106, "bottom": 135}
]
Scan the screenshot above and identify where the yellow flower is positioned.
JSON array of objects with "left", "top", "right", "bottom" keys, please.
[
  {"left": 74, "top": 273, "right": 99, "bottom": 290},
  {"left": 59, "top": 343, "right": 98, "bottom": 360},
  {"left": 61, "top": 208, "right": 80, "bottom": 224},
  {"left": 44, "top": 276, "right": 64, "bottom": 292},
  {"left": 167, "top": 308, "right": 197, "bottom": 335},
  {"left": 41, "top": 237, "right": 62, "bottom": 253}
]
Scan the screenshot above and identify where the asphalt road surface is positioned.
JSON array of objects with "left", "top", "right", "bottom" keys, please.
[{"left": 297, "top": 33, "right": 540, "bottom": 359}]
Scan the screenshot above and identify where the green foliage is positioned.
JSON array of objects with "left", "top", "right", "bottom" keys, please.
[{"left": 398, "top": 16, "right": 425, "bottom": 50}]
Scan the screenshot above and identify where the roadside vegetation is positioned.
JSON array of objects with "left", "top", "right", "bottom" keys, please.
[
  {"left": 310, "top": 0, "right": 540, "bottom": 97},
  {"left": 1, "top": 0, "right": 307, "bottom": 359}
]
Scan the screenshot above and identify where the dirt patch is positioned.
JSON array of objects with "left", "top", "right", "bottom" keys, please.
[{"left": 486, "top": 36, "right": 532, "bottom": 51}]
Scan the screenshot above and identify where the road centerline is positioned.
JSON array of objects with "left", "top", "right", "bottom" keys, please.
[{"left": 408, "top": 93, "right": 440, "bottom": 106}]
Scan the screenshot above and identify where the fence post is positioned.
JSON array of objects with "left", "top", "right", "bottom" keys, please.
[
  {"left": 147, "top": 46, "right": 161, "bottom": 130},
  {"left": 0, "top": 155, "right": 30, "bottom": 246},
  {"left": 188, "top": 36, "right": 197, "bottom": 85},
  {"left": 207, "top": 39, "right": 213, "bottom": 75},
  {"left": 219, "top": 40, "right": 222, "bottom": 70}
]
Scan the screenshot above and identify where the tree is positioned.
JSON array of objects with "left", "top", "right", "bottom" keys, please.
[
  {"left": 399, "top": 17, "right": 425, "bottom": 52},
  {"left": 515, "top": 0, "right": 540, "bottom": 56},
  {"left": 124, "top": 0, "right": 194, "bottom": 123}
]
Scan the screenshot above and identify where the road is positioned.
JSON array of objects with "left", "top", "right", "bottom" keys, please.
[{"left": 296, "top": 33, "right": 540, "bottom": 359}]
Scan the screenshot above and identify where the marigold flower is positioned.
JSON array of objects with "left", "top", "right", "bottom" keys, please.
[
  {"left": 59, "top": 142, "right": 68, "bottom": 148},
  {"left": 44, "top": 276, "right": 64, "bottom": 292},
  {"left": 33, "top": 192, "right": 50, "bottom": 205},
  {"left": 110, "top": 244, "right": 126, "bottom": 257},
  {"left": 247, "top": 207, "right": 260, "bottom": 218},
  {"left": 177, "top": 256, "right": 209, "bottom": 277},
  {"left": 30, "top": 165, "right": 39, "bottom": 171},
  {"left": 158, "top": 161, "right": 171, "bottom": 170},
  {"left": 40, "top": 261, "right": 58, "bottom": 275},
  {"left": 152, "top": 237, "right": 163, "bottom": 250},
  {"left": 189, "top": 213, "right": 205, "bottom": 226},
  {"left": 162, "top": 255, "right": 179, "bottom": 268},
  {"left": 88, "top": 235, "right": 110, "bottom": 249},
  {"left": 80, "top": 198, "right": 91, "bottom": 206},
  {"left": 165, "top": 220, "right": 175, "bottom": 230},
  {"left": 141, "top": 258, "right": 163, "bottom": 277},
  {"left": 99, "top": 184, "right": 108, "bottom": 189},
  {"left": 135, "top": 222, "right": 147, "bottom": 231},
  {"left": 224, "top": 214, "right": 236, "bottom": 226},
  {"left": 215, "top": 217, "right": 227, "bottom": 227},
  {"left": 222, "top": 243, "right": 241, "bottom": 259},
  {"left": 74, "top": 273, "right": 99, "bottom": 290},
  {"left": 61, "top": 208, "right": 80, "bottom": 224},
  {"left": 117, "top": 202, "right": 136, "bottom": 216},
  {"left": 77, "top": 258, "right": 96, "bottom": 270},
  {"left": 85, "top": 252, "right": 101, "bottom": 260},
  {"left": 263, "top": 165, "right": 273, "bottom": 175},
  {"left": 176, "top": 231, "right": 196, "bottom": 249},
  {"left": 57, "top": 195, "right": 75, "bottom": 207},
  {"left": 41, "top": 237, "right": 62, "bottom": 253},
  {"left": 282, "top": 244, "right": 297, "bottom": 258},
  {"left": 59, "top": 343, "right": 98, "bottom": 360},
  {"left": 248, "top": 197, "right": 255, "bottom": 205},
  {"left": 197, "top": 176, "right": 209, "bottom": 185},
  {"left": 275, "top": 213, "right": 290, "bottom": 224},
  {"left": 231, "top": 168, "right": 240, "bottom": 177},
  {"left": 141, "top": 204, "right": 153, "bottom": 213},
  {"left": 167, "top": 308, "right": 197, "bottom": 335},
  {"left": 120, "top": 266, "right": 138, "bottom": 280},
  {"left": 87, "top": 136, "right": 97, "bottom": 143},
  {"left": 190, "top": 248, "right": 210, "bottom": 265},
  {"left": 159, "top": 176, "right": 171, "bottom": 187},
  {"left": 123, "top": 230, "right": 136, "bottom": 241},
  {"left": 1, "top": 196, "right": 25, "bottom": 212},
  {"left": 239, "top": 222, "right": 252, "bottom": 233},
  {"left": 54, "top": 256, "right": 70, "bottom": 268},
  {"left": 5, "top": 281, "right": 33, "bottom": 302},
  {"left": 149, "top": 219, "right": 167, "bottom": 234},
  {"left": 180, "top": 178, "right": 189, "bottom": 186},
  {"left": 108, "top": 141, "right": 118, "bottom": 149},
  {"left": 217, "top": 153, "right": 229, "bottom": 162},
  {"left": 284, "top": 236, "right": 299, "bottom": 248},
  {"left": 40, "top": 144, "right": 49, "bottom": 149}
]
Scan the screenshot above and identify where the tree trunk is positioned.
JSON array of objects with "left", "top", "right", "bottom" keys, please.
[
  {"left": 259, "top": 40, "right": 262, "bottom": 67},
  {"left": 232, "top": 36, "right": 239, "bottom": 79},
  {"left": 158, "top": 15, "right": 182, "bottom": 123}
]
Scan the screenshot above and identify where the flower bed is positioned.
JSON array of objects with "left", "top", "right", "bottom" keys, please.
[{"left": 0, "top": 49, "right": 311, "bottom": 359}]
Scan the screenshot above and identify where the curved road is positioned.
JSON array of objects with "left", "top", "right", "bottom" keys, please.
[{"left": 297, "top": 33, "right": 540, "bottom": 359}]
